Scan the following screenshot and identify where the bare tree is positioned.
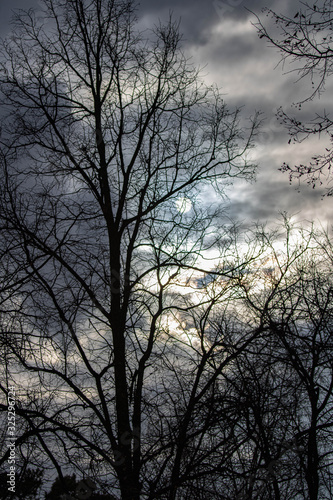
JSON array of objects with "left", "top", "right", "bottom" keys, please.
[
  {"left": 254, "top": 1, "right": 333, "bottom": 195},
  {"left": 237, "top": 219, "right": 333, "bottom": 499},
  {"left": 0, "top": 1, "right": 259, "bottom": 498}
]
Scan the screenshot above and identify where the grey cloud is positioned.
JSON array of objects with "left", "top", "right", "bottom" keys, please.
[
  {"left": 138, "top": 0, "right": 297, "bottom": 45},
  {"left": 225, "top": 175, "right": 331, "bottom": 225}
]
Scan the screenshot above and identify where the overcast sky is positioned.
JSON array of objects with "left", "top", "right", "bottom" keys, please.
[{"left": 1, "top": 0, "right": 332, "bottom": 229}]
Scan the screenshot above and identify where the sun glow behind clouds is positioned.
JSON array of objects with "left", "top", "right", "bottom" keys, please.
[{"left": 175, "top": 197, "right": 192, "bottom": 213}]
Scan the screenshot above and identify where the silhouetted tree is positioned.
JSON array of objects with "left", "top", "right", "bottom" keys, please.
[
  {"left": 0, "top": 468, "right": 43, "bottom": 500},
  {"left": 45, "top": 474, "right": 77, "bottom": 500},
  {"left": 237, "top": 219, "right": 333, "bottom": 499},
  {"left": 254, "top": 1, "right": 333, "bottom": 195},
  {"left": 0, "top": 1, "right": 259, "bottom": 498}
]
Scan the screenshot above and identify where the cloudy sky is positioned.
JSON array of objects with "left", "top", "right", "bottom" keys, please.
[{"left": 1, "top": 0, "right": 332, "bottom": 228}]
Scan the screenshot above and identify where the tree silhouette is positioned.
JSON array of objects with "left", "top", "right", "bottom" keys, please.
[
  {"left": 0, "top": 1, "right": 259, "bottom": 498},
  {"left": 254, "top": 1, "right": 333, "bottom": 195},
  {"left": 235, "top": 219, "right": 333, "bottom": 499},
  {"left": 0, "top": 468, "right": 43, "bottom": 500}
]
